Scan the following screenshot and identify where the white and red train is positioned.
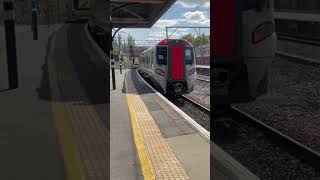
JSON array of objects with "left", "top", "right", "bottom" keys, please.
[{"left": 138, "top": 39, "right": 197, "bottom": 96}]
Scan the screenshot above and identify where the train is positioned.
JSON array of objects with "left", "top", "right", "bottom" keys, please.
[
  {"left": 138, "top": 39, "right": 197, "bottom": 96},
  {"left": 212, "top": 0, "right": 276, "bottom": 106}
]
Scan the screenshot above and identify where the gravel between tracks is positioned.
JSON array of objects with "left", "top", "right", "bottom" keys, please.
[
  {"left": 184, "top": 79, "right": 210, "bottom": 109},
  {"left": 215, "top": 117, "right": 320, "bottom": 180},
  {"left": 169, "top": 97, "right": 210, "bottom": 131},
  {"left": 234, "top": 56, "right": 320, "bottom": 154}
]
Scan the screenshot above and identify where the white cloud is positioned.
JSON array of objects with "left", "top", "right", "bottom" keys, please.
[
  {"left": 199, "top": 19, "right": 210, "bottom": 26},
  {"left": 146, "top": 31, "right": 167, "bottom": 40},
  {"left": 183, "top": 11, "right": 207, "bottom": 21},
  {"left": 150, "top": 10, "right": 210, "bottom": 33},
  {"left": 154, "top": 20, "right": 178, "bottom": 28},
  {"left": 176, "top": 0, "right": 210, "bottom": 9}
]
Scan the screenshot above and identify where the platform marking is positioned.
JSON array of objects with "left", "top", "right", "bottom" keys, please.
[
  {"left": 127, "top": 94, "right": 156, "bottom": 180},
  {"left": 51, "top": 102, "right": 86, "bottom": 180},
  {"left": 47, "top": 27, "right": 85, "bottom": 180},
  {"left": 125, "top": 71, "right": 189, "bottom": 180}
]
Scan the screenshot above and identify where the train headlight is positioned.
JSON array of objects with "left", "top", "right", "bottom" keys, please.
[
  {"left": 155, "top": 69, "right": 164, "bottom": 76},
  {"left": 252, "top": 22, "right": 274, "bottom": 44},
  {"left": 188, "top": 68, "right": 196, "bottom": 76}
]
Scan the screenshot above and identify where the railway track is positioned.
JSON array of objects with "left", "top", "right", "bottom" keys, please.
[
  {"left": 184, "top": 93, "right": 320, "bottom": 176},
  {"left": 181, "top": 95, "right": 210, "bottom": 112},
  {"left": 186, "top": 93, "right": 320, "bottom": 172},
  {"left": 197, "top": 74, "right": 210, "bottom": 82},
  {"left": 214, "top": 105, "right": 320, "bottom": 179},
  {"left": 277, "top": 34, "right": 320, "bottom": 47},
  {"left": 231, "top": 106, "right": 320, "bottom": 166}
]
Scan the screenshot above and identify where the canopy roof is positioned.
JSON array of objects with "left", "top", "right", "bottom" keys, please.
[{"left": 111, "top": 0, "right": 176, "bottom": 28}]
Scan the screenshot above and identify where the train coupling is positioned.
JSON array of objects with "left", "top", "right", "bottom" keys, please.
[
  {"left": 212, "top": 68, "right": 230, "bottom": 89},
  {"left": 173, "top": 83, "right": 183, "bottom": 94}
]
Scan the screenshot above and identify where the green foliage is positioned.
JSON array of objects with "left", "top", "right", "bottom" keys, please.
[
  {"left": 180, "top": 33, "right": 194, "bottom": 44},
  {"left": 180, "top": 33, "right": 210, "bottom": 47},
  {"left": 127, "top": 34, "right": 135, "bottom": 46}
]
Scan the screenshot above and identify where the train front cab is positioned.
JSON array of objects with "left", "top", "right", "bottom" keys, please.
[
  {"left": 212, "top": 0, "right": 276, "bottom": 106},
  {"left": 166, "top": 39, "right": 196, "bottom": 95}
]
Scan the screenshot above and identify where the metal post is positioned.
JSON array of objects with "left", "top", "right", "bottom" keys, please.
[
  {"left": 111, "top": 58, "right": 116, "bottom": 90},
  {"left": 166, "top": 27, "right": 168, "bottom": 39},
  {"left": 32, "top": 0, "right": 38, "bottom": 40},
  {"left": 119, "top": 61, "right": 122, "bottom": 74},
  {"left": 110, "top": 23, "right": 116, "bottom": 90},
  {"left": 200, "top": 29, "right": 203, "bottom": 64},
  {"left": 3, "top": 0, "right": 18, "bottom": 89}
]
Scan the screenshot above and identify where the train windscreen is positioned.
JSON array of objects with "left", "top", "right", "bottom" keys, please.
[
  {"left": 185, "top": 47, "right": 194, "bottom": 65},
  {"left": 157, "top": 47, "right": 167, "bottom": 65}
]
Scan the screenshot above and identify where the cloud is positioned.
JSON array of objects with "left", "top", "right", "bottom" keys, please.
[
  {"left": 154, "top": 20, "right": 178, "bottom": 28},
  {"left": 183, "top": 11, "right": 207, "bottom": 21},
  {"left": 145, "top": 29, "right": 192, "bottom": 40},
  {"left": 146, "top": 31, "right": 167, "bottom": 40},
  {"left": 176, "top": 0, "right": 210, "bottom": 8},
  {"left": 180, "top": 11, "right": 210, "bottom": 26}
]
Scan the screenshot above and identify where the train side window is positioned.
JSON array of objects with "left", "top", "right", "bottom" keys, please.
[
  {"left": 185, "top": 47, "right": 194, "bottom": 65},
  {"left": 157, "top": 46, "right": 167, "bottom": 65}
]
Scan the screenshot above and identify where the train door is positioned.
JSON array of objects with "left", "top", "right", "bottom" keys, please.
[
  {"left": 168, "top": 39, "right": 186, "bottom": 81},
  {"left": 212, "top": 0, "right": 276, "bottom": 106}
]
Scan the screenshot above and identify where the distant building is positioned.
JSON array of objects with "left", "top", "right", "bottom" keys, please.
[{"left": 195, "top": 44, "right": 210, "bottom": 66}]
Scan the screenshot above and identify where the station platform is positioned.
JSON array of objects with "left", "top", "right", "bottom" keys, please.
[
  {"left": 110, "top": 68, "right": 210, "bottom": 180},
  {"left": 0, "top": 23, "right": 108, "bottom": 179}
]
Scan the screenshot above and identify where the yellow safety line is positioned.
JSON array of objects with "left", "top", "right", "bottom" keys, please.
[
  {"left": 48, "top": 29, "right": 85, "bottom": 180},
  {"left": 51, "top": 103, "right": 85, "bottom": 180},
  {"left": 125, "top": 72, "right": 155, "bottom": 180}
]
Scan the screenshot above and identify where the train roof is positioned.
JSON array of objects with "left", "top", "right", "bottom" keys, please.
[
  {"left": 139, "top": 39, "right": 194, "bottom": 55},
  {"left": 157, "top": 39, "right": 193, "bottom": 46}
]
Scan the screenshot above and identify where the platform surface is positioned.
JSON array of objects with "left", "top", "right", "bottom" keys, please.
[
  {"left": 0, "top": 23, "right": 108, "bottom": 180},
  {"left": 0, "top": 25, "right": 65, "bottom": 180},
  {"left": 110, "top": 68, "right": 210, "bottom": 180}
]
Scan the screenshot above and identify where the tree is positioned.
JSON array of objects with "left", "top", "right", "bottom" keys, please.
[
  {"left": 181, "top": 33, "right": 195, "bottom": 44},
  {"left": 180, "top": 33, "right": 209, "bottom": 47},
  {"left": 194, "top": 34, "right": 210, "bottom": 47},
  {"left": 127, "top": 34, "right": 135, "bottom": 46}
]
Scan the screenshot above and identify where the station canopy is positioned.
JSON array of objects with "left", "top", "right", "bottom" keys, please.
[{"left": 111, "top": 0, "right": 176, "bottom": 28}]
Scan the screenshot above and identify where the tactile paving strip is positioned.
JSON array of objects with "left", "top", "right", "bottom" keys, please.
[
  {"left": 48, "top": 26, "right": 109, "bottom": 180},
  {"left": 128, "top": 94, "right": 189, "bottom": 180}
]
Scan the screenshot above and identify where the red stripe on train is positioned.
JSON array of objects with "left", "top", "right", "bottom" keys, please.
[
  {"left": 171, "top": 45, "right": 184, "bottom": 80},
  {"left": 212, "top": 0, "right": 236, "bottom": 57}
]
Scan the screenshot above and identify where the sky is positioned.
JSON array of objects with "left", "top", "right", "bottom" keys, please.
[{"left": 116, "top": 0, "right": 210, "bottom": 45}]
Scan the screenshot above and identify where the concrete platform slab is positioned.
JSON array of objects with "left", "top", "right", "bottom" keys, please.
[{"left": 167, "top": 134, "right": 210, "bottom": 180}]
